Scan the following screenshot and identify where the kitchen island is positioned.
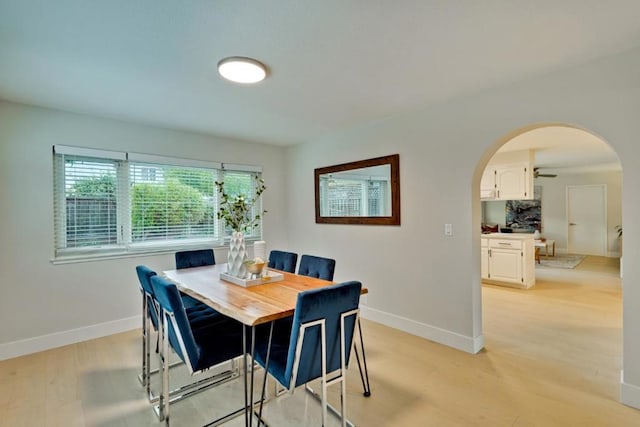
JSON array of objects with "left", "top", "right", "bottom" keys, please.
[{"left": 481, "top": 233, "right": 535, "bottom": 289}]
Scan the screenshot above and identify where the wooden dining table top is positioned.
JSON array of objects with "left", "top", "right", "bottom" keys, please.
[{"left": 162, "top": 263, "right": 367, "bottom": 327}]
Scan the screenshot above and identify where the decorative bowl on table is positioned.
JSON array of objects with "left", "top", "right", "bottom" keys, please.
[{"left": 244, "top": 259, "right": 266, "bottom": 278}]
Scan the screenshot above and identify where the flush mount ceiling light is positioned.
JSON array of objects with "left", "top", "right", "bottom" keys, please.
[{"left": 217, "top": 56, "right": 267, "bottom": 84}]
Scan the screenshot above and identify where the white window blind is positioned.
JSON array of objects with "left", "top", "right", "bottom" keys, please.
[
  {"left": 52, "top": 146, "right": 263, "bottom": 261},
  {"left": 129, "top": 162, "right": 219, "bottom": 244},
  {"left": 54, "top": 154, "right": 124, "bottom": 252}
]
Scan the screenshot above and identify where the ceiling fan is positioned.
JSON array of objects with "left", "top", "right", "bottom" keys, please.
[{"left": 534, "top": 167, "right": 557, "bottom": 178}]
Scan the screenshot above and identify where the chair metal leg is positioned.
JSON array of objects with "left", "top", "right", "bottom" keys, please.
[
  {"left": 152, "top": 317, "right": 240, "bottom": 419},
  {"left": 138, "top": 310, "right": 187, "bottom": 404},
  {"left": 321, "top": 320, "right": 328, "bottom": 427},
  {"left": 153, "top": 367, "right": 240, "bottom": 420},
  {"left": 354, "top": 318, "right": 372, "bottom": 396},
  {"left": 158, "top": 314, "right": 169, "bottom": 423},
  {"left": 138, "top": 359, "right": 184, "bottom": 402},
  {"left": 304, "top": 384, "right": 356, "bottom": 427},
  {"left": 140, "top": 295, "right": 149, "bottom": 387}
]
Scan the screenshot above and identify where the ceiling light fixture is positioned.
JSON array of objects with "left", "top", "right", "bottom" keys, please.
[{"left": 217, "top": 56, "right": 267, "bottom": 84}]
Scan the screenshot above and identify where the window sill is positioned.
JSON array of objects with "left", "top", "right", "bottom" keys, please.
[{"left": 51, "top": 237, "right": 263, "bottom": 265}]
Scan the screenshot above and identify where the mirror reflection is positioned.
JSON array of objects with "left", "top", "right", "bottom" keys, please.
[
  {"left": 314, "top": 154, "right": 400, "bottom": 225},
  {"left": 319, "top": 165, "right": 391, "bottom": 217}
]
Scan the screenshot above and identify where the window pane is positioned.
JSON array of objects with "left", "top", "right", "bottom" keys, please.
[
  {"left": 62, "top": 157, "right": 119, "bottom": 248},
  {"left": 130, "top": 164, "right": 217, "bottom": 242}
]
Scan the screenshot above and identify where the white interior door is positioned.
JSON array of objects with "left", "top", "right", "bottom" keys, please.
[{"left": 567, "top": 185, "right": 607, "bottom": 256}]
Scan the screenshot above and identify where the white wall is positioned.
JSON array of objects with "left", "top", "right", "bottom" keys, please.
[
  {"left": 0, "top": 101, "right": 289, "bottom": 358},
  {"left": 285, "top": 46, "right": 640, "bottom": 407},
  {"left": 536, "top": 170, "right": 622, "bottom": 256}
]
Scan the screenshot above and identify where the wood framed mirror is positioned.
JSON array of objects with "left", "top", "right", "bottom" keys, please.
[{"left": 315, "top": 154, "right": 400, "bottom": 225}]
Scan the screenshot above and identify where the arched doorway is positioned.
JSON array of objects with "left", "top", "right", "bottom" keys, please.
[{"left": 476, "top": 123, "right": 623, "bottom": 404}]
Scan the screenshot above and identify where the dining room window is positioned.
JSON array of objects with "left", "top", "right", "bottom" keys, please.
[{"left": 53, "top": 145, "right": 263, "bottom": 262}]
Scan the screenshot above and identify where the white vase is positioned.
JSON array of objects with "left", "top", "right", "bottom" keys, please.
[
  {"left": 533, "top": 230, "right": 541, "bottom": 239},
  {"left": 228, "top": 231, "right": 247, "bottom": 278}
]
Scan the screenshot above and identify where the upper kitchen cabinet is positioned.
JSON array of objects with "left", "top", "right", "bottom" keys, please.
[
  {"left": 481, "top": 150, "right": 534, "bottom": 200},
  {"left": 480, "top": 169, "right": 497, "bottom": 199},
  {"left": 495, "top": 165, "right": 532, "bottom": 199}
]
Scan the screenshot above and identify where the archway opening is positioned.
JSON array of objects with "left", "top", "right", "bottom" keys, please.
[{"left": 475, "top": 123, "right": 623, "bottom": 405}]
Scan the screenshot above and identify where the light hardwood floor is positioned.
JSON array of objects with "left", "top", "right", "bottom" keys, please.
[{"left": 1, "top": 256, "right": 639, "bottom": 426}]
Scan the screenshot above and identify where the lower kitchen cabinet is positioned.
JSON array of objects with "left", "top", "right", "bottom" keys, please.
[{"left": 481, "top": 235, "right": 535, "bottom": 288}]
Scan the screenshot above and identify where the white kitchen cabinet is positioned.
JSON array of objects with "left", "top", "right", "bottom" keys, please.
[
  {"left": 481, "top": 238, "right": 490, "bottom": 279},
  {"left": 481, "top": 164, "right": 532, "bottom": 200},
  {"left": 494, "top": 164, "right": 532, "bottom": 200},
  {"left": 480, "top": 169, "right": 496, "bottom": 199},
  {"left": 481, "top": 235, "right": 535, "bottom": 288},
  {"left": 480, "top": 149, "right": 534, "bottom": 200}
]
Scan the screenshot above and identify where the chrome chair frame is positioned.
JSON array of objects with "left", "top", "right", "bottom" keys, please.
[
  {"left": 156, "top": 306, "right": 240, "bottom": 424},
  {"left": 296, "top": 254, "right": 372, "bottom": 397},
  {"left": 257, "top": 308, "right": 360, "bottom": 427},
  {"left": 138, "top": 278, "right": 184, "bottom": 402},
  {"left": 138, "top": 277, "right": 229, "bottom": 405}
]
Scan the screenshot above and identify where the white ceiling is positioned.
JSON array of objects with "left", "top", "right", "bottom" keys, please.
[
  {"left": 500, "top": 126, "right": 621, "bottom": 172},
  {"left": 1, "top": 1, "right": 639, "bottom": 168}
]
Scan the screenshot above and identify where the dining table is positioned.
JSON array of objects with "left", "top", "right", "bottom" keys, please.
[{"left": 162, "top": 263, "right": 367, "bottom": 426}]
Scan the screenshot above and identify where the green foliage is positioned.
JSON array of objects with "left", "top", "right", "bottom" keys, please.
[
  {"left": 69, "top": 169, "right": 265, "bottom": 238},
  {"left": 215, "top": 175, "right": 266, "bottom": 232},
  {"left": 70, "top": 175, "right": 115, "bottom": 198},
  {"left": 221, "top": 173, "right": 251, "bottom": 197},
  {"left": 164, "top": 168, "right": 214, "bottom": 195},
  {"left": 131, "top": 180, "right": 207, "bottom": 235}
]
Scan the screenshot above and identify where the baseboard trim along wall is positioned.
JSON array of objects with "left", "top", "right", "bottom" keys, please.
[
  {"left": 3, "top": 306, "right": 490, "bottom": 361},
  {"left": 0, "top": 315, "right": 141, "bottom": 361},
  {"left": 620, "top": 372, "right": 640, "bottom": 410},
  {"left": 360, "top": 305, "right": 484, "bottom": 354}
]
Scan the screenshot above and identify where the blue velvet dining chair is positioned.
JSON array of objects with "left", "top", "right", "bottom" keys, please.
[
  {"left": 253, "top": 280, "right": 362, "bottom": 426},
  {"left": 175, "top": 249, "right": 216, "bottom": 309},
  {"left": 135, "top": 265, "right": 230, "bottom": 405},
  {"left": 268, "top": 250, "right": 298, "bottom": 273},
  {"left": 297, "top": 255, "right": 372, "bottom": 397},
  {"left": 136, "top": 265, "right": 161, "bottom": 400},
  {"left": 175, "top": 248, "right": 215, "bottom": 269},
  {"left": 297, "top": 254, "right": 336, "bottom": 280},
  {"left": 150, "top": 275, "right": 245, "bottom": 424}
]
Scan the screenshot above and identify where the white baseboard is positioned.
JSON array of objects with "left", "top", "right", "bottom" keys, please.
[
  {"left": 360, "top": 305, "right": 484, "bottom": 354},
  {"left": 621, "top": 373, "right": 640, "bottom": 410},
  {"left": 3, "top": 306, "right": 487, "bottom": 361},
  {"left": 0, "top": 316, "right": 141, "bottom": 361}
]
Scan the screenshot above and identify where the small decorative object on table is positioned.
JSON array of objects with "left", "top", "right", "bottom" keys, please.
[
  {"left": 219, "top": 266, "right": 284, "bottom": 287},
  {"left": 244, "top": 257, "right": 266, "bottom": 279},
  {"left": 215, "top": 176, "right": 266, "bottom": 278}
]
